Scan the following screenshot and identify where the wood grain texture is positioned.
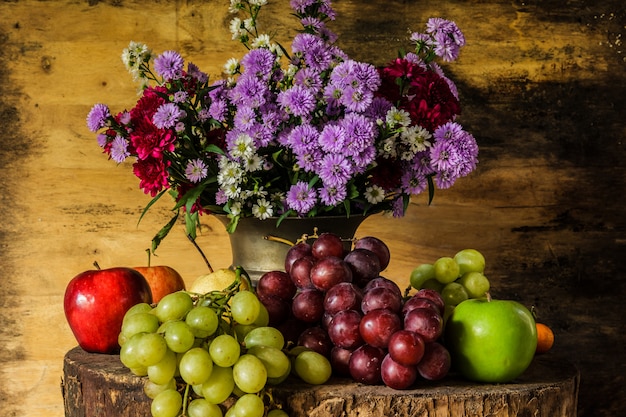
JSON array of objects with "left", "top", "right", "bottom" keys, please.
[
  {"left": 62, "top": 346, "right": 579, "bottom": 417},
  {"left": 0, "top": 0, "right": 624, "bottom": 416}
]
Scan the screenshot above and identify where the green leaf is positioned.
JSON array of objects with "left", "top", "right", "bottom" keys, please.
[
  {"left": 184, "top": 211, "right": 199, "bottom": 240},
  {"left": 151, "top": 211, "right": 180, "bottom": 253},
  {"left": 427, "top": 175, "right": 435, "bottom": 205},
  {"left": 137, "top": 189, "right": 168, "bottom": 227}
]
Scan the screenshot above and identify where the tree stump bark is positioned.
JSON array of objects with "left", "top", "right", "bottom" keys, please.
[{"left": 62, "top": 346, "right": 579, "bottom": 417}]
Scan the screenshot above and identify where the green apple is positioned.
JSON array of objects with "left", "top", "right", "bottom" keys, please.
[{"left": 445, "top": 297, "right": 537, "bottom": 383}]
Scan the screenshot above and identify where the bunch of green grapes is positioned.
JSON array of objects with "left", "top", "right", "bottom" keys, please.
[
  {"left": 409, "top": 249, "right": 490, "bottom": 311},
  {"left": 117, "top": 267, "right": 324, "bottom": 417}
]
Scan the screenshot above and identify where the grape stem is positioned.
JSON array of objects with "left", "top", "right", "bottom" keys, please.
[
  {"left": 486, "top": 292, "right": 492, "bottom": 302},
  {"left": 265, "top": 235, "right": 295, "bottom": 246},
  {"left": 181, "top": 383, "right": 191, "bottom": 416}
]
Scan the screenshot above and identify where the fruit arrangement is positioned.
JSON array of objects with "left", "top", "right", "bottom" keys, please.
[
  {"left": 116, "top": 268, "right": 331, "bottom": 417},
  {"left": 64, "top": 233, "right": 555, "bottom": 417}
]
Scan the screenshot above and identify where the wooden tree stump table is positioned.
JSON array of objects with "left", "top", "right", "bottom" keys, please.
[{"left": 62, "top": 346, "right": 579, "bottom": 417}]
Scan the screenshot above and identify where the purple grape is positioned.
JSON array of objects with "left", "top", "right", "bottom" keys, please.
[
  {"left": 416, "top": 342, "right": 451, "bottom": 381},
  {"left": 312, "top": 232, "right": 344, "bottom": 259},
  {"left": 348, "top": 344, "right": 385, "bottom": 385},
  {"left": 298, "top": 326, "right": 332, "bottom": 357},
  {"left": 330, "top": 346, "right": 353, "bottom": 377},
  {"left": 310, "top": 256, "right": 353, "bottom": 292},
  {"left": 353, "top": 236, "right": 390, "bottom": 270},
  {"left": 324, "top": 282, "right": 363, "bottom": 315},
  {"left": 327, "top": 309, "right": 363, "bottom": 350},
  {"left": 257, "top": 270, "right": 296, "bottom": 302},
  {"left": 359, "top": 308, "right": 402, "bottom": 349},
  {"left": 292, "top": 288, "right": 325, "bottom": 323},
  {"left": 343, "top": 248, "right": 381, "bottom": 287},
  {"left": 285, "top": 242, "right": 312, "bottom": 274},
  {"left": 289, "top": 255, "right": 315, "bottom": 289},
  {"left": 361, "top": 286, "right": 403, "bottom": 315},
  {"left": 381, "top": 353, "right": 418, "bottom": 389},
  {"left": 403, "top": 307, "right": 443, "bottom": 343}
]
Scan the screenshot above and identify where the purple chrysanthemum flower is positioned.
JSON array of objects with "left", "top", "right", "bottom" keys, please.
[
  {"left": 319, "top": 183, "right": 347, "bottom": 206},
  {"left": 110, "top": 135, "right": 130, "bottom": 163},
  {"left": 86, "top": 103, "right": 110, "bottom": 132},
  {"left": 185, "top": 159, "right": 208, "bottom": 183},
  {"left": 153, "top": 103, "right": 185, "bottom": 129},
  {"left": 198, "top": 108, "right": 211, "bottom": 122},
  {"left": 351, "top": 144, "right": 377, "bottom": 170},
  {"left": 363, "top": 96, "right": 393, "bottom": 121},
  {"left": 234, "top": 106, "right": 258, "bottom": 132},
  {"left": 173, "top": 91, "right": 188, "bottom": 103},
  {"left": 340, "top": 113, "right": 376, "bottom": 156},
  {"left": 209, "top": 99, "right": 228, "bottom": 122},
  {"left": 230, "top": 75, "right": 268, "bottom": 108},
  {"left": 290, "top": 0, "right": 316, "bottom": 14},
  {"left": 278, "top": 85, "right": 317, "bottom": 118},
  {"left": 153, "top": 50, "right": 184, "bottom": 80},
  {"left": 319, "top": 153, "right": 352, "bottom": 187},
  {"left": 294, "top": 68, "right": 323, "bottom": 91},
  {"left": 96, "top": 133, "right": 108, "bottom": 148},
  {"left": 430, "top": 139, "right": 460, "bottom": 172},
  {"left": 401, "top": 169, "right": 427, "bottom": 195},
  {"left": 318, "top": 124, "right": 346, "bottom": 153},
  {"left": 240, "top": 48, "right": 276, "bottom": 79},
  {"left": 288, "top": 124, "right": 319, "bottom": 153},
  {"left": 187, "top": 62, "right": 208, "bottom": 83},
  {"left": 286, "top": 181, "right": 317, "bottom": 215},
  {"left": 392, "top": 196, "right": 406, "bottom": 217},
  {"left": 434, "top": 169, "right": 457, "bottom": 189}
]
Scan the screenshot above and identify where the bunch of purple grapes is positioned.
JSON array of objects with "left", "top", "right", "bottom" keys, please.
[{"left": 255, "top": 233, "right": 452, "bottom": 390}]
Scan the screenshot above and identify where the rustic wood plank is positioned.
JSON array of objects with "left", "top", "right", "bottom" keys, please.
[{"left": 62, "top": 346, "right": 579, "bottom": 417}]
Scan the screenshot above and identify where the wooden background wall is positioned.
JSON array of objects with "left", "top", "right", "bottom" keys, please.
[{"left": 0, "top": 0, "right": 624, "bottom": 416}]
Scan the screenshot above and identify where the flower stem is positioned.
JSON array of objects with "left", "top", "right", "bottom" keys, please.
[{"left": 187, "top": 234, "right": 214, "bottom": 273}]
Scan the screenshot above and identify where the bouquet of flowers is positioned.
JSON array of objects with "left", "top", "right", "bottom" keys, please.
[{"left": 87, "top": 0, "right": 478, "bottom": 251}]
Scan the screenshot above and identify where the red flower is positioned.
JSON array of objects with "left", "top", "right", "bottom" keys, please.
[
  {"left": 133, "top": 156, "right": 170, "bottom": 197},
  {"left": 369, "top": 156, "right": 403, "bottom": 191},
  {"left": 377, "top": 58, "right": 461, "bottom": 131},
  {"left": 129, "top": 86, "right": 176, "bottom": 160}
]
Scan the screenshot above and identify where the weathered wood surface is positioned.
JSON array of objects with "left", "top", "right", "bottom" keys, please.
[
  {"left": 62, "top": 346, "right": 579, "bottom": 417},
  {"left": 0, "top": 0, "right": 624, "bottom": 416}
]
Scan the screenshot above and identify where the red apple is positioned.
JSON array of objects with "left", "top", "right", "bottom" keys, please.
[
  {"left": 64, "top": 266, "right": 153, "bottom": 354},
  {"left": 133, "top": 265, "right": 186, "bottom": 303}
]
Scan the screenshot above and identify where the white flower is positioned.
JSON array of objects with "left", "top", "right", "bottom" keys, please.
[
  {"left": 385, "top": 107, "right": 411, "bottom": 128},
  {"left": 229, "top": 17, "right": 243, "bottom": 39},
  {"left": 365, "top": 185, "right": 385, "bottom": 204},
  {"left": 224, "top": 58, "right": 239, "bottom": 75},
  {"left": 401, "top": 125, "right": 432, "bottom": 153},
  {"left": 244, "top": 154, "right": 263, "bottom": 172},
  {"left": 251, "top": 34, "right": 272, "bottom": 49},
  {"left": 230, "top": 133, "right": 256, "bottom": 159},
  {"left": 252, "top": 198, "right": 274, "bottom": 220},
  {"left": 218, "top": 158, "right": 244, "bottom": 187},
  {"left": 229, "top": 201, "right": 242, "bottom": 216}
]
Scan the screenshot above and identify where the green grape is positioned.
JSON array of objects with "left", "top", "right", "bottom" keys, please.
[
  {"left": 179, "top": 347, "right": 213, "bottom": 385},
  {"left": 441, "top": 282, "right": 469, "bottom": 306},
  {"left": 119, "top": 333, "right": 143, "bottom": 369},
  {"left": 144, "top": 378, "right": 177, "bottom": 399},
  {"left": 420, "top": 278, "right": 444, "bottom": 292},
  {"left": 232, "top": 354, "right": 267, "bottom": 393},
  {"left": 148, "top": 348, "right": 177, "bottom": 385},
  {"left": 160, "top": 320, "right": 196, "bottom": 353},
  {"left": 458, "top": 271, "right": 490, "bottom": 298},
  {"left": 123, "top": 302, "right": 154, "bottom": 322},
  {"left": 409, "top": 263, "right": 435, "bottom": 289},
  {"left": 253, "top": 303, "right": 270, "bottom": 327},
  {"left": 128, "top": 366, "right": 148, "bottom": 376},
  {"left": 244, "top": 326, "right": 285, "bottom": 350},
  {"left": 154, "top": 291, "right": 194, "bottom": 322},
  {"left": 233, "top": 323, "right": 258, "bottom": 341},
  {"left": 267, "top": 410, "right": 290, "bottom": 417},
  {"left": 293, "top": 350, "right": 332, "bottom": 385},
  {"left": 230, "top": 291, "right": 261, "bottom": 325},
  {"left": 224, "top": 406, "right": 237, "bottom": 417},
  {"left": 135, "top": 332, "right": 168, "bottom": 367},
  {"left": 454, "top": 248, "right": 486, "bottom": 275},
  {"left": 186, "top": 305, "right": 219, "bottom": 338},
  {"left": 234, "top": 393, "right": 265, "bottom": 417},
  {"left": 247, "top": 345, "right": 290, "bottom": 379},
  {"left": 209, "top": 334, "right": 241, "bottom": 367},
  {"left": 151, "top": 388, "right": 182, "bottom": 417},
  {"left": 121, "top": 312, "right": 160, "bottom": 338},
  {"left": 433, "top": 256, "right": 461, "bottom": 284},
  {"left": 187, "top": 398, "right": 223, "bottom": 417},
  {"left": 201, "top": 365, "right": 235, "bottom": 404}
]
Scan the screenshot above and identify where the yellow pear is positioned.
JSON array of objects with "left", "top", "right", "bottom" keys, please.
[{"left": 189, "top": 268, "right": 247, "bottom": 294}]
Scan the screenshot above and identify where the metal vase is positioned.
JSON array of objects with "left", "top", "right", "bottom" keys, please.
[{"left": 214, "top": 214, "right": 369, "bottom": 285}]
